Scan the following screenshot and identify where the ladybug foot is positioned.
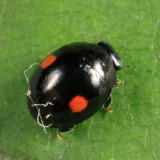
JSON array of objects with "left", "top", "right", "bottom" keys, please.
[
  {"left": 114, "top": 79, "right": 122, "bottom": 88},
  {"left": 105, "top": 107, "right": 113, "bottom": 113},
  {"left": 57, "top": 130, "right": 62, "bottom": 140},
  {"left": 116, "top": 79, "right": 122, "bottom": 84},
  {"left": 48, "top": 50, "right": 51, "bottom": 54}
]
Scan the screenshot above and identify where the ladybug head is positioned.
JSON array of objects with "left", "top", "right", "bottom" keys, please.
[{"left": 98, "top": 41, "right": 123, "bottom": 71}]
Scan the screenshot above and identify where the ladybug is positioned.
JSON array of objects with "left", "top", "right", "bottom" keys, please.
[{"left": 26, "top": 41, "right": 123, "bottom": 136}]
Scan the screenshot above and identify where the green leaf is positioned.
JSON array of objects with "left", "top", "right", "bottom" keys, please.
[{"left": 0, "top": 0, "right": 160, "bottom": 159}]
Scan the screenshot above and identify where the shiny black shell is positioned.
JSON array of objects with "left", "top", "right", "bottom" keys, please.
[{"left": 27, "top": 42, "right": 122, "bottom": 130}]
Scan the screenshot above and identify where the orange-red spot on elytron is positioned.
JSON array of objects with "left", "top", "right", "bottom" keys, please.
[
  {"left": 40, "top": 55, "right": 56, "bottom": 69},
  {"left": 69, "top": 95, "right": 88, "bottom": 113}
]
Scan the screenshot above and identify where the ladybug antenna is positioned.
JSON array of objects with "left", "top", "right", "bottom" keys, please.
[
  {"left": 124, "top": 65, "right": 133, "bottom": 68},
  {"left": 24, "top": 63, "right": 54, "bottom": 134}
]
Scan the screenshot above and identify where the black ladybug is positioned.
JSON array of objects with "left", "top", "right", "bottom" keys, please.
[{"left": 26, "top": 41, "right": 123, "bottom": 135}]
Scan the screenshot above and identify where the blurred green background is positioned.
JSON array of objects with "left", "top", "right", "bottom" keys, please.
[{"left": 0, "top": 0, "right": 160, "bottom": 159}]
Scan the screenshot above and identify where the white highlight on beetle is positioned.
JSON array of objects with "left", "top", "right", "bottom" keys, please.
[
  {"left": 24, "top": 63, "right": 54, "bottom": 134},
  {"left": 44, "top": 69, "right": 63, "bottom": 92},
  {"left": 84, "top": 62, "right": 104, "bottom": 87},
  {"left": 111, "top": 54, "right": 120, "bottom": 67}
]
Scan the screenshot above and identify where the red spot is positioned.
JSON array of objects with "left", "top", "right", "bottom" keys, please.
[
  {"left": 40, "top": 55, "right": 56, "bottom": 69},
  {"left": 69, "top": 95, "right": 88, "bottom": 113}
]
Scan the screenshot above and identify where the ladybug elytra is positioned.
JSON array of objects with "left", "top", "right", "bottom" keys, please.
[{"left": 26, "top": 41, "right": 123, "bottom": 134}]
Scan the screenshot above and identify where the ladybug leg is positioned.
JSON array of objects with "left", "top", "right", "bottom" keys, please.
[
  {"left": 58, "top": 125, "right": 75, "bottom": 132},
  {"left": 104, "top": 95, "right": 111, "bottom": 108},
  {"left": 57, "top": 125, "right": 75, "bottom": 140},
  {"left": 104, "top": 95, "right": 113, "bottom": 113}
]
